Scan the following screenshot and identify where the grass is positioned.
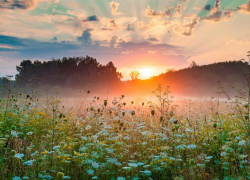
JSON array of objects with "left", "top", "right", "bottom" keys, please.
[{"left": 0, "top": 92, "right": 250, "bottom": 180}]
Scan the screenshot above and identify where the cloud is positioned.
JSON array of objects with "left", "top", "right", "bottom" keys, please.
[
  {"left": 237, "top": 1, "right": 250, "bottom": 13},
  {"left": 182, "top": 17, "right": 200, "bottom": 36},
  {"left": 226, "top": 39, "right": 250, "bottom": 46},
  {"left": 148, "top": 35, "right": 158, "bottom": 42},
  {"left": 83, "top": 15, "right": 99, "bottom": 22},
  {"left": 110, "top": 20, "right": 118, "bottom": 28},
  {"left": 213, "top": 0, "right": 220, "bottom": 12},
  {"left": 203, "top": 11, "right": 222, "bottom": 22},
  {"left": 77, "top": 29, "right": 93, "bottom": 46},
  {"left": 224, "top": 10, "right": 233, "bottom": 21},
  {"left": 0, "top": 44, "right": 19, "bottom": 50},
  {"left": 110, "top": 36, "right": 118, "bottom": 48},
  {"left": 127, "top": 24, "right": 135, "bottom": 31},
  {"left": 0, "top": 0, "right": 58, "bottom": 10},
  {"left": 101, "top": 28, "right": 113, "bottom": 31},
  {"left": 117, "top": 41, "right": 182, "bottom": 54},
  {"left": 110, "top": 1, "right": 119, "bottom": 15},
  {"left": 203, "top": 0, "right": 223, "bottom": 22},
  {"left": 204, "top": 4, "right": 212, "bottom": 11},
  {"left": 0, "top": 0, "right": 41, "bottom": 10},
  {"left": 144, "top": 5, "right": 171, "bottom": 17},
  {"left": 0, "top": 35, "right": 79, "bottom": 57},
  {"left": 174, "top": 4, "right": 183, "bottom": 17}
]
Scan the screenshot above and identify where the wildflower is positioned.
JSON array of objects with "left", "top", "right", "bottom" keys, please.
[
  {"left": 48, "top": 151, "right": 55, "bottom": 154},
  {"left": 92, "top": 162, "right": 99, "bottom": 169},
  {"left": 31, "top": 151, "right": 39, "bottom": 157},
  {"left": 11, "top": 130, "right": 18, "bottom": 137},
  {"left": 124, "top": 136, "right": 130, "bottom": 140},
  {"left": 161, "top": 137, "right": 169, "bottom": 141},
  {"left": 108, "top": 158, "right": 117, "bottom": 164},
  {"left": 169, "top": 157, "right": 175, "bottom": 160},
  {"left": 238, "top": 140, "right": 246, "bottom": 146},
  {"left": 140, "top": 170, "right": 152, "bottom": 176},
  {"left": 221, "top": 152, "right": 227, "bottom": 157},
  {"left": 23, "top": 160, "right": 35, "bottom": 166},
  {"left": 115, "top": 162, "right": 122, "bottom": 166},
  {"left": 85, "top": 125, "right": 92, "bottom": 131},
  {"left": 176, "top": 145, "right": 185, "bottom": 150},
  {"left": 23, "top": 177, "right": 29, "bottom": 179},
  {"left": 117, "top": 177, "right": 126, "bottom": 180},
  {"left": 12, "top": 177, "right": 21, "bottom": 180},
  {"left": 87, "top": 169, "right": 95, "bottom": 175},
  {"left": 187, "top": 144, "right": 197, "bottom": 150},
  {"left": 92, "top": 176, "right": 98, "bottom": 179},
  {"left": 174, "top": 134, "right": 182, "bottom": 138},
  {"left": 122, "top": 167, "right": 131, "bottom": 170},
  {"left": 106, "top": 148, "right": 114, "bottom": 154},
  {"left": 128, "top": 163, "right": 138, "bottom": 167},
  {"left": 205, "top": 156, "right": 213, "bottom": 160},
  {"left": 63, "top": 176, "right": 71, "bottom": 179},
  {"left": 137, "top": 162, "right": 144, "bottom": 166},
  {"left": 39, "top": 174, "right": 53, "bottom": 179},
  {"left": 112, "top": 136, "right": 119, "bottom": 141},
  {"left": 14, "top": 153, "right": 24, "bottom": 159},
  {"left": 26, "top": 132, "right": 33, "bottom": 136}
]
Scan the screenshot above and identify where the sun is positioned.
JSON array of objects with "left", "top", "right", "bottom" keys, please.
[{"left": 140, "top": 68, "right": 153, "bottom": 78}]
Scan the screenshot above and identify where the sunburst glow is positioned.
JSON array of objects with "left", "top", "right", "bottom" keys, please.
[{"left": 140, "top": 67, "right": 153, "bottom": 78}]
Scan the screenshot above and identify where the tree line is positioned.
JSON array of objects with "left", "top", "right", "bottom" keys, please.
[
  {"left": 15, "top": 56, "right": 123, "bottom": 91},
  {"left": 124, "top": 60, "right": 250, "bottom": 96}
]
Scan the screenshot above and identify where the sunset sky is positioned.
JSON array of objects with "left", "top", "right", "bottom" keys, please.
[{"left": 0, "top": 0, "right": 250, "bottom": 80}]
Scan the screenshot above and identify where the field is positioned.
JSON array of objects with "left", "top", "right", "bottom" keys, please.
[{"left": 0, "top": 88, "right": 250, "bottom": 180}]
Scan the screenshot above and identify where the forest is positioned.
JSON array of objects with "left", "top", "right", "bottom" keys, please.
[{"left": 1, "top": 57, "right": 249, "bottom": 97}]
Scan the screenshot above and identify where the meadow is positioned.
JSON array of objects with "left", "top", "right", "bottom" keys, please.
[{"left": 0, "top": 85, "right": 250, "bottom": 180}]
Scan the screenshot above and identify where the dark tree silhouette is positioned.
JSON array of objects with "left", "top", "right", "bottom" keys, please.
[{"left": 16, "top": 56, "right": 123, "bottom": 90}]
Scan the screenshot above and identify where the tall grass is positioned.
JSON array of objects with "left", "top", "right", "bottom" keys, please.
[{"left": 0, "top": 88, "right": 249, "bottom": 180}]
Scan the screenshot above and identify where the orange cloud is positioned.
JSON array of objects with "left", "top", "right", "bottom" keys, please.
[
  {"left": 110, "top": 1, "right": 119, "bottom": 15},
  {"left": 237, "top": 1, "right": 250, "bottom": 13}
]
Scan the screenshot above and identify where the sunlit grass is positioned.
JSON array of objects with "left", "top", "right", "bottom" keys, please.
[{"left": 0, "top": 91, "right": 249, "bottom": 180}]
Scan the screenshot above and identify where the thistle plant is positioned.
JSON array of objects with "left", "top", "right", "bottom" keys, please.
[
  {"left": 218, "top": 51, "right": 250, "bottom": 136},
  {"left": 152, "top": 84, "right": 178, "bottom": 126}
]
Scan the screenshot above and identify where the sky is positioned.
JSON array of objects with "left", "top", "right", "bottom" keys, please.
[{"left": 0, "top": 0, "right": 250, "bottom": 80}]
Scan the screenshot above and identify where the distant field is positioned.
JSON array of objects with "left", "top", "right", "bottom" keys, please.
[{"left": 0, "top": 89, "right": 249, "bottom": 180}]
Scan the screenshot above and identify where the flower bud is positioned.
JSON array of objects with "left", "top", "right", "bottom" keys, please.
[
  {"left": 151, "top": 110, "right": 155, "bottom": 116},
  {"left": 189, "top": 159, "right": 195, "bottom": 165},
  {"left": 57, "top": 172, "right": 64, "bottom": 180},
  {"left": 11, "top": 150, "right": 16, "bottom": 155}
]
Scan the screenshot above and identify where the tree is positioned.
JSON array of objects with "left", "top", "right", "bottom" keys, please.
[
  {"left": 15, "top": 56, "right": 123, "bottom": 90},
  {"left": 129, "top": 71, "right": 140, "bottom": 80},
  {"left": 189, "top": 61, "right": 198, "bottom": 68}
]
